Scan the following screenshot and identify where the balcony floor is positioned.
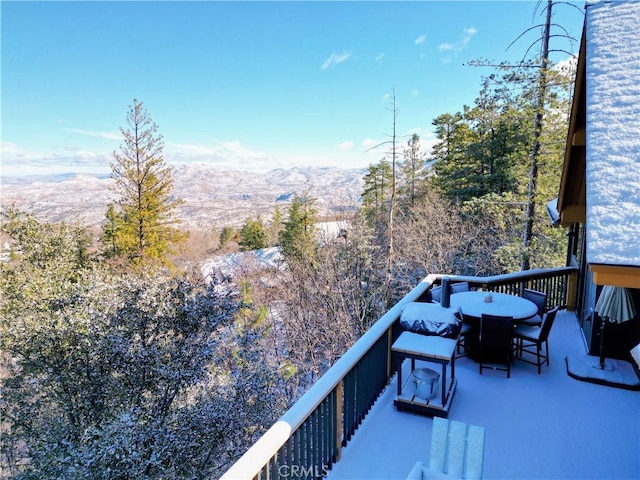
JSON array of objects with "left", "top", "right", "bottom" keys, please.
[{"left": 328, "top": 310, "right": 640, "bottom": 479}]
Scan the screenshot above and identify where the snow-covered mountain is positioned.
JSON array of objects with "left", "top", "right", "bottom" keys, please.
[{"left": 0, "top": 164, "right": 365, "bottom": 229}]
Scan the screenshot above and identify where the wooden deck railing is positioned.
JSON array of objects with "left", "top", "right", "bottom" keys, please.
[
  {"left": 427, "top": 267, "right": 577, "bottom": 312},
  {"left": 220, "top": 266, "right": 577, "bottom": 480}
]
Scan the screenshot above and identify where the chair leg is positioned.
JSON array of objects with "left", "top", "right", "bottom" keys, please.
[
  {"left": 455, "top": 337, "right": 467, "bottom": 359},
  {"left": 545, "top": 339, "right": 550, "bottom": 366}
]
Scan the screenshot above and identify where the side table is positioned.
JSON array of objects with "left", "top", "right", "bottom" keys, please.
[{"left": 392, "top": 331, "right": 457, "bottom": 417}]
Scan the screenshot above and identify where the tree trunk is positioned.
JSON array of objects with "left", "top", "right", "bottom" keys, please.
[
  {"left": 387, "top": 90, "right": 398, "bottom": 290},
  {"left": 522, "top": 0, "right": 552, "bottom": 271}
]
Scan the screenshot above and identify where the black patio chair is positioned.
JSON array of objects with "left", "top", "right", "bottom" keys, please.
[
  {"left": 520, "top": 288, "right": 547, "bottom": 326},
  {"left": 430, "top": 286, "right": 442, "bottom": 303},
  {"left": 479, "top": 314, "right": 514, "bottom": 378},
  {"left": 455, "top": 321, "right": 473, "bottom": 359},
  {"left": 513, "top": 306, "right": 560, "bottom": 374},
  {"left": 451, "top": 282, "right": 471, "bottom": 293}
]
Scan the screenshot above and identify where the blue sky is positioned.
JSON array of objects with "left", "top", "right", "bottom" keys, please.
[{"left": 1, "top": 1, "right": 585, "bottom": 176}]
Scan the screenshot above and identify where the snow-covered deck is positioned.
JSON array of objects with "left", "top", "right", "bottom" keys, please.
[{"left": 328, "top": 310, "right": 640, "bottom": 480}]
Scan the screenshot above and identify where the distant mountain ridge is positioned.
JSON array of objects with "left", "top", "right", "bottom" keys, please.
[{"left": 0, "top": 164, "right": 366, "bottom": 229}]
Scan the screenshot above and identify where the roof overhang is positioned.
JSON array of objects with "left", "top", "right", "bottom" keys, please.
[
  {"left": 590, "top": 264, "right": 640, "bottom": 289},
  {"left": 557, "top": 30, "right": 586, "bottom": 227}
]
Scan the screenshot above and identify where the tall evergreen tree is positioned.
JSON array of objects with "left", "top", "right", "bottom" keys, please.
[
  {"left": 430, "top": 111, "right": 475, "bottom": 201},
  {"left": 278, "top": 194, "right": 317, "bottom": 263},
  {"left": 219, "top": 226, "right": 238, "bottom": 250},
  {"left": 239, "top": 216, "right": 267, "bottom": 251},
  {"left": 361, "top": 160, "right": 392, "bottom": 226},
  {"left": 431, "top": 78, "right": 531, "bottom": 203},
  {"left": 429, "top": 58, "right": 573, "bottom": 271},
  {"left": 104, "top": 99, "right": 185, "bottom": 266},
  {"left": 267, "top": 206, "right": 283, "bottom": 247},
  {"left": 398, "top": 133, "right": 427, "bottom": 209}
]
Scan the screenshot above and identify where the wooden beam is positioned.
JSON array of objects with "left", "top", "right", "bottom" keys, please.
[
  {"left": 572, "top": 126, "right": 586, "bottom": 146},
  {"left": 566, "top": 269, "right": 580, "bottom": 311},
  {"left": 560, "top": 205, "right": 586, "bottom": 226},
  {"left": 335, "top": 381, "right": 343, "bottom": 462},
  {"left": 590, "top": 264, "right": 640, "bottom": 288}
]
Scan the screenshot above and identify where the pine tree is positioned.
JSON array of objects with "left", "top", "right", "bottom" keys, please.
[
  {"left": 361, "top": 160, "right": 392, "bottom": 226},
  {"left": 105, "top": 99, "right": 185, "bottom": 266},
  {"left": 278, "top": 194, "right": 317, "bottom": 263},
  {"left": 431, "top": 79, "right": 530, "bottom": 203},
  {"left": 398, "top": 133, "right": 427, "bottom": 209},
  {"left": 219, "top": 226, "right": 238, "bottom": 250},
  {"left": 267, "top": 206, "right": 283, "bottom": 247},
  {"left": 239, "top": 216, "right": 267, "bottom": 251}
]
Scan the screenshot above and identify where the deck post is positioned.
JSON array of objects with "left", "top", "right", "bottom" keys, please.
[
  {"left": 386, "top": 327, "right": 393, "bottom": 382},
  {"left": 566, "top": 269, "right": 579, "bottom": 310},
  {"left": 335, "top": 381, "right": 343, "bottom": 462}
]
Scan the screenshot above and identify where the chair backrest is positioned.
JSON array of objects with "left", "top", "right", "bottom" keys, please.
[
  {"left": 430, "top": 286, "right": 442, "bottom": 303},
  {"left": 523, "top": 288, "right": 547, "bottom": 317},
  {"left": 480, "top": 314, "right": 514, "bottom": 350},
  {"left": 451, "top": 282, "right": 470, "bottom": 294},
  {"left": 539, "top": 306, "right": 560, "bottom": 342}
]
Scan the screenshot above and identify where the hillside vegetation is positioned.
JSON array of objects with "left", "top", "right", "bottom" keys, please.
[{"left": 0, "top": 56, "right": 574, "bottom": 478}]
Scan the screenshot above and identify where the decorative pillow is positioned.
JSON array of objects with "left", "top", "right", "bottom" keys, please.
[
  {"left": 400, "top": 318, "right": 462, "bottom": 339},
  {"left": 436, "top": 320, "right": 462, "bottom": 339},
  {"left": 400, "top": 302, "right": 462, "bottom": 339}
]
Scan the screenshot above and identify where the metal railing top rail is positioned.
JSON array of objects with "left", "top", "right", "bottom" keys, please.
[{"left": 220, "top": 266, "right": 576, "bottom": 480}]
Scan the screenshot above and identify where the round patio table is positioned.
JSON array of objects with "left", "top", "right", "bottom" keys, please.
[
  {"left": 449, "top": 291, "right": 538, "bottom": 321},
  {"left": 449, "top": 291, "right": 538, "bottom": 360}
]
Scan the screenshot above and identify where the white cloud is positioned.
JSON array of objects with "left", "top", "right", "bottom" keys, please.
[
  {"left": 166, "top": 140, "right": 268, "bottom": 161},
  {"left": 0, "top": 144, "right": 112, "bottom": 176},
  {"left": 65, "top": 128, "right": 120, "bottom": 140},
  {"left": 166, "top": 142, "right": 215, "bottom": 155},
  {"left": 1, "top": 138, "right": 375, "bottom": 177},
  {"left": 463, "top": 27, "right": 478, "bottom": 45},
  {"left": 1, "top": 142, "right": 106, "bottom": 164},
  {"left": 164, "top": 139, "right": 286, "bottom": 172},
  {"left": 321, "top": 51, "right": 352, "bottom": 70},
  {"left": 166, "top": 139, "right": 269, "bottom": 164},
  {"left": 415, "top": 34, "right": 426, "bottom": 46},
  {"left": 1, "top": 142, "right": 25, "bottom": 156},
  {"left": 361, "top": 138, "right": 379, "bottom": 149},
  {"left": 439, "top": 26, "right": 477, "bottom": 56},
  {"left": 554, "top": 55, "right": 578, "bottom": 76}
]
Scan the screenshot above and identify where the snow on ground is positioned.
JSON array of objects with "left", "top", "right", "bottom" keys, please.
[
  {"left": 328, "top": 310, "right": 639, "bottom": 480},
  {"left": 201, "top": 246, "right": 284, "bottom": 282},
  {"left": 201, "top": 221, "right": 350, "bottom": 282}
]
